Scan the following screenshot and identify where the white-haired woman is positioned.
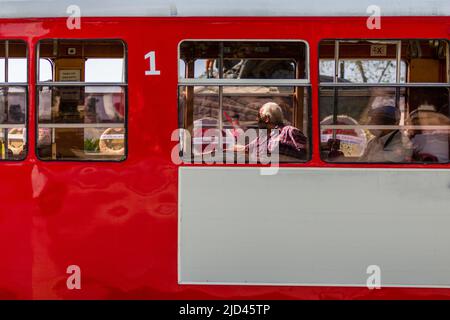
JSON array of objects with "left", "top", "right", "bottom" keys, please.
[{"left": 234, "top": 102, "right": 308, "bottom": 162}]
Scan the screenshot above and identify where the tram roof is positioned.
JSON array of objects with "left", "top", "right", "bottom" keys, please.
[{"left": 0, "top": 0, "right": 449, "bottom": 18}]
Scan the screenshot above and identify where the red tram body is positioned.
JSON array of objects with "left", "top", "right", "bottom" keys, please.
[{"left": 1, "top": 0, "right": 450, "bottom": 299}]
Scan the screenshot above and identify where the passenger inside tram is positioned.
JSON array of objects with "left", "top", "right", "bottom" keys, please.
[
  {"left": 233, "top": 102, "right": 308, "bottom": 162},
  {"left": 360, "top": 105, "right": 412, "bottom": 163}
]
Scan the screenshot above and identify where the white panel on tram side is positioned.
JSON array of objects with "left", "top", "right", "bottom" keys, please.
[{"left": 178, "top": 166, "right": 450, "bottom": 288}]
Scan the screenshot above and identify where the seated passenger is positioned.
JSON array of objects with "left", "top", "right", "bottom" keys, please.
[
  {"left": 407, "top": 105, "right": 450, "bottom": 163},
  {"left": 235, "top": 102, "right": 307, "bottom": 162},
  {"left": 360, "top": 105, "right": 412, "bottom": 163}
]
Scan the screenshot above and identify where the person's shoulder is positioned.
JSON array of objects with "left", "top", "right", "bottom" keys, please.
[
  {"left": 278, "top": 125, "right": 307, "bottom": 144},
  {"left": 280, "top": 125, "right": 301, "bottom": 134}
]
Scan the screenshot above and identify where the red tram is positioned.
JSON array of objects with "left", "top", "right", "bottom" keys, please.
[{"left": 1, "top": 0, "right": 450, "bottom": 299}]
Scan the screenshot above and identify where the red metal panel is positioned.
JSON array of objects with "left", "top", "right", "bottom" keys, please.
[{"left": 0, "top": 16, "right": 449, "bottom": 299}]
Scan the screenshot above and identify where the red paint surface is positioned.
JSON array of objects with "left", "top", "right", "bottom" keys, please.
[{"left": 0, "top": 16, "right": 449, "bottom": 299}]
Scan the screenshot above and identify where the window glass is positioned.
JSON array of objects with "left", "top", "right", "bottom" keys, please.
[
  {"left": 85, "top": 59, "right": 124, "bottom": 83},
  {"left": 39, "top": 59, "right": 53, "bottom": 82},
  {"left": 319, "top": 41, "right": 408, "bottom": 83},
  {"left": 7, "top": 58, "right": 27, "bottom": 83},
  {"left": 179, "top": 41, "right": 307, "bottom": 80},
  {"left": 319, "top": 39, "right": 450, "bottom": 163},
  {"left": 320, "top": 59, "right": 407, "bottom": 83},
  {"left": 179, "top": 85, "right": 310, "bottom": 163},
  {"left": 178, "top": 86, "right": 220, "bottom": 156},
  {"left": 178, "top": 41, "right": 310, "bottom": 164},
  {"left": 0, "top": 40, "right": 27, "bottom": 161},
  {"left": 0, "top": 59, "right": 4, "bottom": 83},
  {"left": 37, "top": 40, "right": 126, "bottom": 161}
]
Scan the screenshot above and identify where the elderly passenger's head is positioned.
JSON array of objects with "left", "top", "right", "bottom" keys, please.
[{"left": 258, "top": 102, "right": 285, "bottom": 129}]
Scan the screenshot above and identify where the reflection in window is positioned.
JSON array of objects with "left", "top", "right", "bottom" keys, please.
[
  {"left": 37, "top": 39, "right": 126, "bottom": 161},
  {"left": 320, "top": 59, "right": 407, "bottom": 83},
  {"left": 38, "top": 86, "right": 125, "bottom": 123},
  {"left": 179, "top": 86, "right": 310, "bottom": 163},
  {"left": 0, "top": 40, "right": 27, "bottom": 161},
  {"left": 319, "top": 39, "right": 450, "bottom": 164},
  {"left": 320, "top": 86, "right": 407, "bottom": 161},
  {"left": 179, "top": 41, "right": 306, "bottom": 80}
]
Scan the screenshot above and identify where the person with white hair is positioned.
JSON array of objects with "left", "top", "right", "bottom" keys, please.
[
  {"left": 258, "top": 102, "right": 285, "bottom": 128},
  {"left": 234, "top": 102, "right": 308, "bottom": 162}
]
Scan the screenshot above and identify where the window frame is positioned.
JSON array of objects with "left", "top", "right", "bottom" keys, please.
[
  {"left": 0, "top": 39, "right": 28, "bottom": 162},
  {"left": 35, "top": 38, "right": 128, "bottom": 162},
  {"left": 318, "top": 38, "right": 450, "bottom": 165},
  {"left": 177, "top": 39, "right": 312, "bottom": 164}
]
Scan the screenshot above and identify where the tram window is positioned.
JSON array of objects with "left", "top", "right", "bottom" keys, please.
[
  {"left": 0, "top": 40, "right": 28, "bottom": 161},
  {"left": 178, "top": 40, "right": 310, "bottom": 164},
  {"left": 319, "top": 39, "right": 450, "bottom": 164},
  {"left": 36, "top": 40, "right": 126, "bottom": 161}
]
